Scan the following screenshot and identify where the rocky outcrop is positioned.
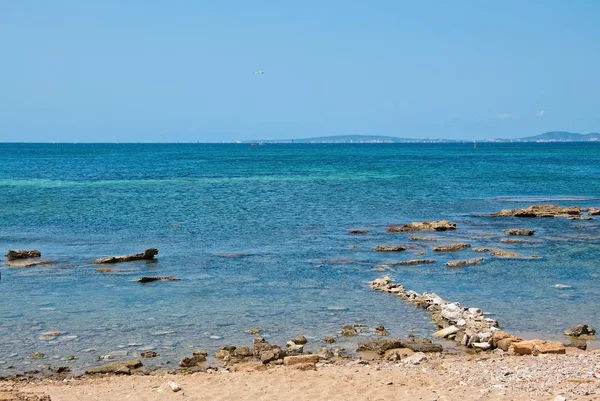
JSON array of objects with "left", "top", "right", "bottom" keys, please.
[
  {"left": 388, "top": 220, "right": 456, "bottom": 233},
  {"left": 409, "top": 236, "right": 438, "bottom": 241},
  {"left": 374, "top": 245, "right": 407, "bottom": 252},
  {"left": 389, "top": 259, "right": 436, "bottom": 266},
  {"left": 503, "top": 228, "right": 535, "bottom": 236},
  {"left": 93, "top": 248, "right": 158, "bottom": 264},
  {"left": 348, "top": 229, "right": 369, "bottom": 235},
  {"left": 433, "top": 243, "right": 470, "bottom": 252},
  {"left": 446, "top": 258, "right": 484, "bottom": 268},
  {"left": 356, "top": 338, "right": 442, "bottom": 354},
  {"left": 490, "top": 249, "right": 520, "bottom": 258},
  {"left": 179, "top": 350, "right": 207, "bottom": 367},
  {"left": 85, "top": 359, "right": 143, "bottom": 375},
  {"left": 341, "top": 326, "right": 358, "bottom": 336},
  {"left": 563, "top": 323, "right": 596, "bottom": 337},
  {"left": 588, "top": 208, "right": 600, "bottom": 216},
  {"left": 6, "top": 259, "right": 50, "bottom": 268},
  {"left": 136, "top": 276, "right": 180, "bottom": 283},
  {"left": 5, "top": 249, "right": 41, "bottom": 260},
  {"left": 491, "top": 204, "right": 582, "bottom": 218}
]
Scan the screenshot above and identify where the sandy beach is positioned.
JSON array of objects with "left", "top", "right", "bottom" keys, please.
[{"left": 2, "top": 349, "right": 599, "bottom": 401}]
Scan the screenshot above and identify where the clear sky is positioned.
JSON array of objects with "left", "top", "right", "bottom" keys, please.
[{"left": 2, "top": 1, "right": 599, "bottom": 142}]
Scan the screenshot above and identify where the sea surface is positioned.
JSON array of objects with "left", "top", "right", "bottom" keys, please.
[{"left": 1, "top": 142, "right": 599, "bottom": 373}]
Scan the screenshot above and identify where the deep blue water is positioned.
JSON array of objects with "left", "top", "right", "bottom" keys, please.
[{"left": 1, "top": 142, "right": 599, "bottom": 373}]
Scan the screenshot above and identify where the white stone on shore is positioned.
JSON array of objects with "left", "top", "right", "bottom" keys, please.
[
  {"left": 473, "top": 342, "right": 492, "bottom": 350},
  {"left": 554, "top": 396, "right": 566, "bottom": 401},
  {"left": 402, "top": 352, "right": 427, "bottom": 365},
  {"left": 433, "top": 326, "right": 459, "bottom": 339},
  {"left": 167, "top": 381, "right": 181, "bottom": 392}
]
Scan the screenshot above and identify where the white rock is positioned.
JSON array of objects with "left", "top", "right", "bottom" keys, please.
[
  {"left": 456, "top": 319, "right": 467, "bottom": 327},
  {"left": 554, "top": 396, "right": 566, "bottom": 401},
  {"left": 473, "top": 342, "right": 491, "bottom": 350},
  {"left": 402, "top": 352, "right": 427, "bottom": 365},
  {"left": 167, "top": 381, "right": 182, "bottom": 392},
  {"left": 441, "top": 303, "right": 463, "bottom": 322},
  {"left": 433, "top": 326, "right": 459, "bottom": 338}
]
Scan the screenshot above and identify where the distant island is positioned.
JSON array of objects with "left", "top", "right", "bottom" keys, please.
[{"left": 247, "top": 131, "right": 600, "bottom": 144}]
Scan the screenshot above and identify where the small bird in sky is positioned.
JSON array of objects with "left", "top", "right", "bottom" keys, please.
[{"left": 255, "top": 70, "right": 264, "bottom": 75}]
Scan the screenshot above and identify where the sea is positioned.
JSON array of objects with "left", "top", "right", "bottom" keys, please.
[{"left": 1, "top": 142, "right": 599, "bottom": 374}]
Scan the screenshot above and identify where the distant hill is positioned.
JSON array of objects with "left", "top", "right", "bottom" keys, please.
[{"left": 516, "top": 131, "right": 600, "bottom": 142}]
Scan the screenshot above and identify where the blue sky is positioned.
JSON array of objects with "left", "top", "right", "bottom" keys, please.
[{"left": 1, "top": 1, "right": 599, "bottom": 142}]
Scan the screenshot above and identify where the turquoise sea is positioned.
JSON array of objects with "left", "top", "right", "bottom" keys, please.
[{"left": 1, "top": 142, "right": 599, "bottom": 373}]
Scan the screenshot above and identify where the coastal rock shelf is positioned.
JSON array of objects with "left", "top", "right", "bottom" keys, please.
[
  {"left": 92, "top": 248, "right": 159, "bottom": 264},
  {"left": 491, "top": 204, "right": 598, "bottom": 218},
  {"left": 370, "top": 276, "right": 566, "bottom": 355},
  {"left": 387, "top": 220, "right": 457, "bottom": 233}
]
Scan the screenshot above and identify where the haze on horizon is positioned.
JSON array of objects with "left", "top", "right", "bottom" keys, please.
[{"left": 1, "top": 1, "right": 599, "bottom": 143}]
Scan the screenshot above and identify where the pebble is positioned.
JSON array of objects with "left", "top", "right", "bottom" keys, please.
[{"left": 554, "top": 396, "right": 566, "bottom": 401}]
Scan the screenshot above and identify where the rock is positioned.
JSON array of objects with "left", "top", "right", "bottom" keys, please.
[
  {"left": 490, "top": 249, "right": 520, "bottom": 258},
  {"left": 96, "top": 267, "right": 113, "bottom": 273},
  {"left": 446, "top": 258, "right": 484, "bottom": 268},
  {"left": 233, "top": 347, "right": 254, "bottom": 359},
  {"left": 473, "top": 342, "right": 492, "bottom": 350},
  {"left": 85, "top": 359, "right": 143, "bottom": 375},
  {"left": 39, "top": 331, "right": 61, "bottom": 340},
  {"left": 388, "top": 220, "right": 457, "bottom": 233},
  {"left": 52, "top": 366, "right": 71, "bottom": 374},
  {"left": 588, "top": 207, "right": 600, "bottom": 216},
  {"left": 563, "top": 323, "right": 596, "bottom": 337},
  {"left": 29, "top": 352, "right": 45, "bottom": 359},
  {"left": 473, "top": 248, "right": 491, "bottom": 253},
  {"left": 348, "top": 229, "right": 369, "bottom": 235},
  {"left": 140, "top": 351, "right": 157, "bottom": 358},
  {"left": 503, "top": 228, "right": 535, "bottom": 236},
  {"left": 510, "top": 340, "right": 566, "bottom": 355},
  {"left": 566, "top": 338, "right": 587, "bottom": 350},
  {"left": 374, "top": 326, "right": 389, "bottom": 336},
  {"left": 285, "top": 343, "right": 304, "bottom": 356},
  {"left": 292, "top": 335, "right": 308, "bottom": 345},
  {"left": 93, "top": 248, "right": 158, "bottom": 264},
  {"left": 492, "top": 204, "right": 582, "bottom": 218},
  {"left": 554, "top": 396, "right": 567, "bottom": 401},
  {"left": 500, "top": 238, "right": 537, "bottom": 244},
  {"left": 136, "top": 276, "right": 179, "bottom": 283},
  {"left": 6, "top": 259, "right": 50, "bottom": 268},
  {"left": 440, "top": 303, "right": 463, "bottom": 322},
  {"left": 167, "top": 381, "right": 181, "bottom": 392},
  {"left": 259, "top": 345, "right": 285, "bottom": 363},
  {"left": 357, "top": 338, "right": 442, "bottom": 355},
  {"left": 341, "top": 326, "right": 358, "bottom": 336},
  {"left": 5, "top": 249, "right": 41, "bottom": 260},
  {"left": 384, "top": 348, "right": 413, "bottom": 361},
  {"left": 374, "top": 245, "right": 407, "bottom": 252},
  {"left": 179, "top": 350, "right": 207, "bottom": 367},
  {"left": 283, "top": 354, "right": 319, "bottom": 366},
  {"left": 215, "top": 346, "right": 236, "bottom": 360},
  {"left": 247, "top": 328, "right": 263, "bottom": 335},
  {"left": 402, "top": 352, "right": 427, "bottom": 365},
  {"left": 496, "top": 337, "right": 522, "bottom": 352},
  {"left": 390, "top": 259, "right": 436, "bottom": 266},
  {"left": 408, "top": 236, "right": 438, "bottom": 241},
  {"left": 322, "top": 335, "right": 337, "bottom": 344},
  {"left": 433, "top": 243, "right": 471, "bottom": 252},
  {"left": 433, "top": 326, "right": 459, "bottom": 339}
]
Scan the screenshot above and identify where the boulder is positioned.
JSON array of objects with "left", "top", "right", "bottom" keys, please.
[
  {"left": 564, "top": 323, "right": 596, "bottom": 337},
  {"left": 433, "top": 243, "right": 471, "bottom": 252},
  {"left": 292, "top": 335, "right": 308, "bottom": 344},
  {"left": 588, "top": 208, "right": 600, "bottom": 216},
  {"left": 374, "top": 245, "right": 407, "bottom": 252},
  {"left": 503, "top": 228, "right": 535, "bottom": 236},
  {"left": 341, "top": 326, "right": 358, "bottom": 336},
  {"left": 388, "top": 220, "right": 457, "bottom": 233},
  {"left": 446, "top": 258, "right": 484, "bottom": 268},
  {"left": 374, "top": 325, "right": 389, "bottom": 336},
  {"left": 5, "top": 249, "right": 41, "bottom": 260},
  {"left": 215, "top": 345, "right": 236, "bottom": 360},
  {"left": 383, "top": 348, "right": 413, "bottom": 361},
  {"left": 322, "top": 335, "right": 337, "bottom": 344},
  {"left": 259, "top": 345, "right": 285, "bottom": 363},
  {"left": 492, "top": 204, "right": 582, "bottom": 218},
  {"left": 85, "top": 359, "right": 143, "bottom": 375},
  {"left": 510, "top": 340, "right": 566, "bottom": 355},
  {"left": 93, "top": 248, "right": 158, "bottom": 264},
  {"left": 136, "top": 276, "right": 179, "bottom": 283},
  {"left": 283, "top": 354, "right": 319, "bottom": 366}
]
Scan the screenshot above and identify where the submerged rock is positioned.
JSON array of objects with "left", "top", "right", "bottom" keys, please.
[
  {"left": 446, "top": 258, "right": 484, "bottom": 268},
  {"left": 136, "top": 276, "right": 180, "bottom": 283},
  {"left": 348, "top": 229, "right": 369, "bottom": 235},
  {"left": 5, "top": 249, "right": 41, "bottom": 260},
  {"left": 473, "top": 247, "right": 491, "bottom": 253},
  {"left": 503, "top": 228, "right": 535, "bottom": 236},
  {"left": 433, "top": 243, "right": 471, "bottom": 252},
  {"left": 388, "top": 220, "right": 457, "bottom": 233},
  {"left": 563, "top": 323, "right": 596, "bottom": 337},
  {"left": 374, "top": 245, "right": 407, "bottom": 252},
  {"left": 85, "top": 359, "right": 143, "bottom": 375},
  {"left": 374, "top": 325, "right": 389, "bottom": 336},
  {"left": 247, "top": 328, "right": 264, "bottom": 335},
  {"left": 6, "top": 259, "right": 49, "bottom": 268},
  {"left": 390, "top": 259, "right": 436, "bottom": 266},
  {"left": 341, "top": 326, "right": 358, "bottom": 337},
  {"left": 490, "top": 249, "right": 521, "bottom": 258},
  {"left": 491, "top": 204, "right": 582, "bottom": 218},
  {"left": 408, "top": 236, "right": 438, "bottom": 241},
  {"left": 93, "top": 248, "right": 158, "bottom": 264}
]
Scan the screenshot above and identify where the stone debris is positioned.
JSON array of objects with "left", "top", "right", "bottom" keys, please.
[
  {"left": 93, "top": 248, "right": 158, "bottom": 264},
  {"left": 491, "top": 204, "right": 582, "bottom": 218},
  {"left": 503, "top": 228, "right": 535, "bottom": 236},
  {"left": 373, "top": 245, "right": 407, "bottom": 252},
  {"left": 388, "top": 220, "right": 457, "bottom": 233},
  {"left": 433, "top": 243, "right": 471, "bottom": 252},
  {"left": 446, "top": 258, "right": 484, "bottom": 268}
]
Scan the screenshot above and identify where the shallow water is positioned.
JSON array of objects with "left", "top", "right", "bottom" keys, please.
[{"left": 1, "top": 142, "right": 599, "bottom": 373}]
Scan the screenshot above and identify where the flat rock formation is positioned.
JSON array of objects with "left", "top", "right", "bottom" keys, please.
[
  {"left": 357, "top": 338, "right": 442, "bottom": 354},
  {"left": 93, "top": 248, "right": 158, "bottom": 264},
  {"left": 387, "top": 220, "right": 456, "bottom": 233},
  {"left": 348, "top": 229, "right": 369, "bottom": 235},
  {"left": 503, "top": 228, "right": 535, "bottom": 236},
  {"left": 5, "top": 249, "right": 41, "bottom": 260},
  {"left": 446, "top": 258, "right": 484, "bottom": 268},
  {"left": 490, "top": 249, "right": 520, "bottom": 258},
  {"left": 85, "top": 359, "right": 143, "bottom": 375},
  {"left": 374, "top": 245, "right": 407, "bottom": 252},
  {"left": 491, "top": 204, "right": 582, "bottom": 218},
  {"left": 408, "top": 236, "right": 438, "bottom": 241},
  {"left": 136, "top": 276, "right": 180, "bottom": 283},
  {"left": 433, "top": 243, "right": 470, "bottom": 252},
  {"left": 389, "top": 259, "right": 436, "bottom": 266},
  {"left": 6, "top": 259, "right": 50, "bottom": 268}
]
